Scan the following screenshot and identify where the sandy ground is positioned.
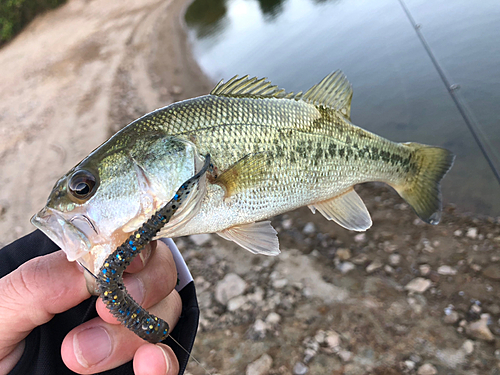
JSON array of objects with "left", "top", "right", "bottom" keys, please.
[
  {"left": 0, "top": 0, "right": 499, "bottom": 374},
  {"left": 0, "top": 0, "right": 211, "bottom": 248}
]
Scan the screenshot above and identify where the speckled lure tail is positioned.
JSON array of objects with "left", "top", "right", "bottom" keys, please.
[{"left": 96, "top": 154, "right": 210, "bottom": 343}]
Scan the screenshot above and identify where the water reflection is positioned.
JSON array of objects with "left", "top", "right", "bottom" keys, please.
[
  {"left": 185, "top": 0, "right": 500, "bottom": 215},
  {"left": 257, "top": 0, "right": 286, "bottom": 20},
  {"left": 185, "top": 0, "right": 228, "bottom": 39}
]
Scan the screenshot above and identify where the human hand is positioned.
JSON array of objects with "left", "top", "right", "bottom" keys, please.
[{"left": 0, "top": 240, "right": 182, "bottom": 375}]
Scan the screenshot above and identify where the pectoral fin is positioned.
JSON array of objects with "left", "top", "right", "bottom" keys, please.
[
  {"left": 309, "top": 189, "right": 372, "bottom": 231},
  {"left": 216, "top": 152, "right": 272, "bottom": 197},
  {"left": 217, "top": 221, "right": 280, "bottom": 256}
]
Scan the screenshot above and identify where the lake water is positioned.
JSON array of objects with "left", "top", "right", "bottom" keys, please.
[{"left": 185, "top": 0, "right": 500, "bottom": 216}]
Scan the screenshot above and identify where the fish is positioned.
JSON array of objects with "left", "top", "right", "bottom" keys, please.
[{"left": 31, "top": 70, "right": 455, "bottom": 287}]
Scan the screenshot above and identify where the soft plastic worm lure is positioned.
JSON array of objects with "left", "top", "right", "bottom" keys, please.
[{"left": 96, "top": 155, "right": 211, "bottom": 343}]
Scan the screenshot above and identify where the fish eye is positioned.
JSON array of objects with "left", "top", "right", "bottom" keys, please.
[{"left": 68, "top": 170, "right": 97, "bottom": 200}]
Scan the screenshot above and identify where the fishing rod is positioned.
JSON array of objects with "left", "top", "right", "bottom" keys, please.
[{"left": 397, "top": 0, "right": 500, "bottom": 185}]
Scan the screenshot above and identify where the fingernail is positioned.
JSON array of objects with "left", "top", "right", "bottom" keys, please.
[
  {"left": 74, "top": 327, "right": 111, "bottom": 367},
  {"left": 157, "top": 345, "right": 172, "bottom": 374},
  {"left": 139, "top": 243, "right": 152, "bottom": 266},
  {"left": 124, "top": 276, "right": 145, "bottom": 305}
]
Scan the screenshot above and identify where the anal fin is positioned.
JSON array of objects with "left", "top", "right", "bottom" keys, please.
[
  {"left": 310, "top": 189, "right": 372, "bottom": 231},
  {"left": 217, "top": 221, "right": 280, "bottom": 256}
]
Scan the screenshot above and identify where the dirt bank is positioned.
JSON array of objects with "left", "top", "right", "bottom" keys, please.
[
  {"left": 0, "top": 0, "right": 499, "bottom": 374},
  {"left": 0, "top": 0, "right": 211, "bottom": 247}
]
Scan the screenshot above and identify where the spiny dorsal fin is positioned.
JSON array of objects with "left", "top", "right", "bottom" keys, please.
[
  {"left": 301, "top": 70, "right": 353, "bottom": 119},
  {"left": 211, "top": 71, "right": 353, "bottom": 117},
  {"left": 211, "top": 75, "right": 291, "bottom": 99}
]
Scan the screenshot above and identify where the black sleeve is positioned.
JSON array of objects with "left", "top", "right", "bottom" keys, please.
[{"left": 0, "top": 230, "right": 199, "bottom": 375}]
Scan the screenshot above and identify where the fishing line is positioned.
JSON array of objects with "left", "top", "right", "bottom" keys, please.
[
  {"left": 167, "top": 335, "right": 213, "bottom": 375},
  {"left": 397, "top": 0, "right": 500, "bottom": 185}
]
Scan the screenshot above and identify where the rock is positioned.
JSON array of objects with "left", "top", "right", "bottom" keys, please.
[
  {"left": 454, "top": 229, "right": 463, "bottom": 236},
  {"left": 417, "top": 363, "right": 437, "bottom": 375},
  {"left": 303, "top": 222, "right": 315, "bottom": 235},
  {"left": 249, "top": 319, "right": 268, "bottom": 339},
  {"left": 405, "top": 278, "right": 432, "bottom": 293},
  {"left": 282, "top": 218, "right": 293, "bottom": 229},
  {"left": 462, "top": 340, "right": 474, "bottom": 355},
  {"left": 276, "top": 250, "right": 349, "bottom": 303},
  {"left": 189, "top": 234, "right": 211, "bottom": 246},
  {"left": 247, "top": 287, "right": 264, "bottom": 303},
  {"left": 443, "top": 311, "right": 459, "bottom": 324},
  {"left": 437, "top": 265, "right": 457, "bottom": 275},
  {"left": 272, "top": 278, "right": 288, "bottom": 289},
  {"left": 337, "top": 261, "right": 355, "bottom": 274},
  {"left": 366, "top": 259, "right": 383, "bottom": 273},
  {"left": 482, "top": 264, "right": 500, "bottom": 280},
  {"left": 227, "top": 295, "right": 247, "bottom": 311},
  {"left": 389, "top": 254, "right": 401, "bottom": 266},
  {"left": 338, "top": 350, "right": 353, "bottom": 362},
  {"left": 466, "top": 227, "right": 478, "bottom": 239},
  {"left": 466, "top": 314, "right": 495, "bottom": 341},
  {"left": 409, "top": 354, "right": 422, "bottom": 363},
  {"left": 384, "top": 265, "right": 394, "bottom": 274},
  {"left": 293, "top": 362, "right": 308, "bottom": 375},
  {"left": 265, "top": 312, "right": 281, "bottom": 326},
  {"left": 419, "top": 264, "right": 431, "bottom": 276},
  {"left": 303, "top": 348, "right": 317, "bottom": 363},
  {"left": 336, "top": 248, "right": 351, "bottom": 260},
  {"left": 470, "top": 304, "right": 482, "bottom": 314},
  {"left": 325, "top": 330, "right": 340, "bottom": 350},
  {"left": 405, "top": 360, "right": 416, "bottom": 370},
  {"left": 495, "top": 349, "right": 500, "bottom": 360},
  {"left": 470, "top": 263, "right": 482, "bottom": 272},
  {"left": 314, "top": 330, "right": 326, "bottom": 344},
  {"left": 354, "top": 233, "right": 366, "bottom": 242},
  {"left": 351, "top": 253, "right": 368, "bottom": 264},
  {"left": 407, "top": 296, "right": 426, "bottom": 314},
  {"left": 384, "top": 242, "right": 397, "bottom": 253},
  {"left": 215, "top": 273, "right": 247, "bottom": 305},
  {"left": 246, "top": 353, "right": 272, "bottom": 375},
  {"left": 487, "top": 304, "right": 500, "bottom": 315}
]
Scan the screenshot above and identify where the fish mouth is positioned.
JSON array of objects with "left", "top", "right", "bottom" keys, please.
[{"left": 31, "top": 207, "right": 93, "bottom": 262}]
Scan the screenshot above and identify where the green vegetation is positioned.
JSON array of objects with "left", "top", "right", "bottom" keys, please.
[{"left": 0, "top": 0, "right": 67, "bottom": 45}]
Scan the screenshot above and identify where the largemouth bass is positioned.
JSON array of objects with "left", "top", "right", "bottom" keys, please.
[{"left": 32, "top": 71, "right": 455, "bottom": 281}]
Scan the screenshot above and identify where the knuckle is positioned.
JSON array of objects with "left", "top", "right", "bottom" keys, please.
[
  {"left": 170, "top": 290, "right": 182, "bottom": 317},
  {"left": 13, "top": 258, "right": 44, "bottom": 301}
]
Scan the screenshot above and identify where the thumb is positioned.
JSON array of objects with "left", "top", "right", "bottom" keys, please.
[{"left": 0, "top": 250, "right": 89, "bottom": 362}]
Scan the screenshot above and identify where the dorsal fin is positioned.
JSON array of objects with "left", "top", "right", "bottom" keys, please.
[
  {"left": 301, "top": 70, "right": 353, "bottom": 119},
  {"left": 211, "top": 75, "right": 291, "bottom": 99},
  {"left": 211, "top": 71, "right": 353, "bottom": 118}
]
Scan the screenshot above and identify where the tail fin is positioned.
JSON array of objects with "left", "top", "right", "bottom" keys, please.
[{"left": 394, "top": 143, "right": 455, "bottom": 225}]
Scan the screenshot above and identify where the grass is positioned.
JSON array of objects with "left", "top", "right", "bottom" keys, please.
[{"left": 0, "top": 0, "right": 67, "bottom": 45}]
